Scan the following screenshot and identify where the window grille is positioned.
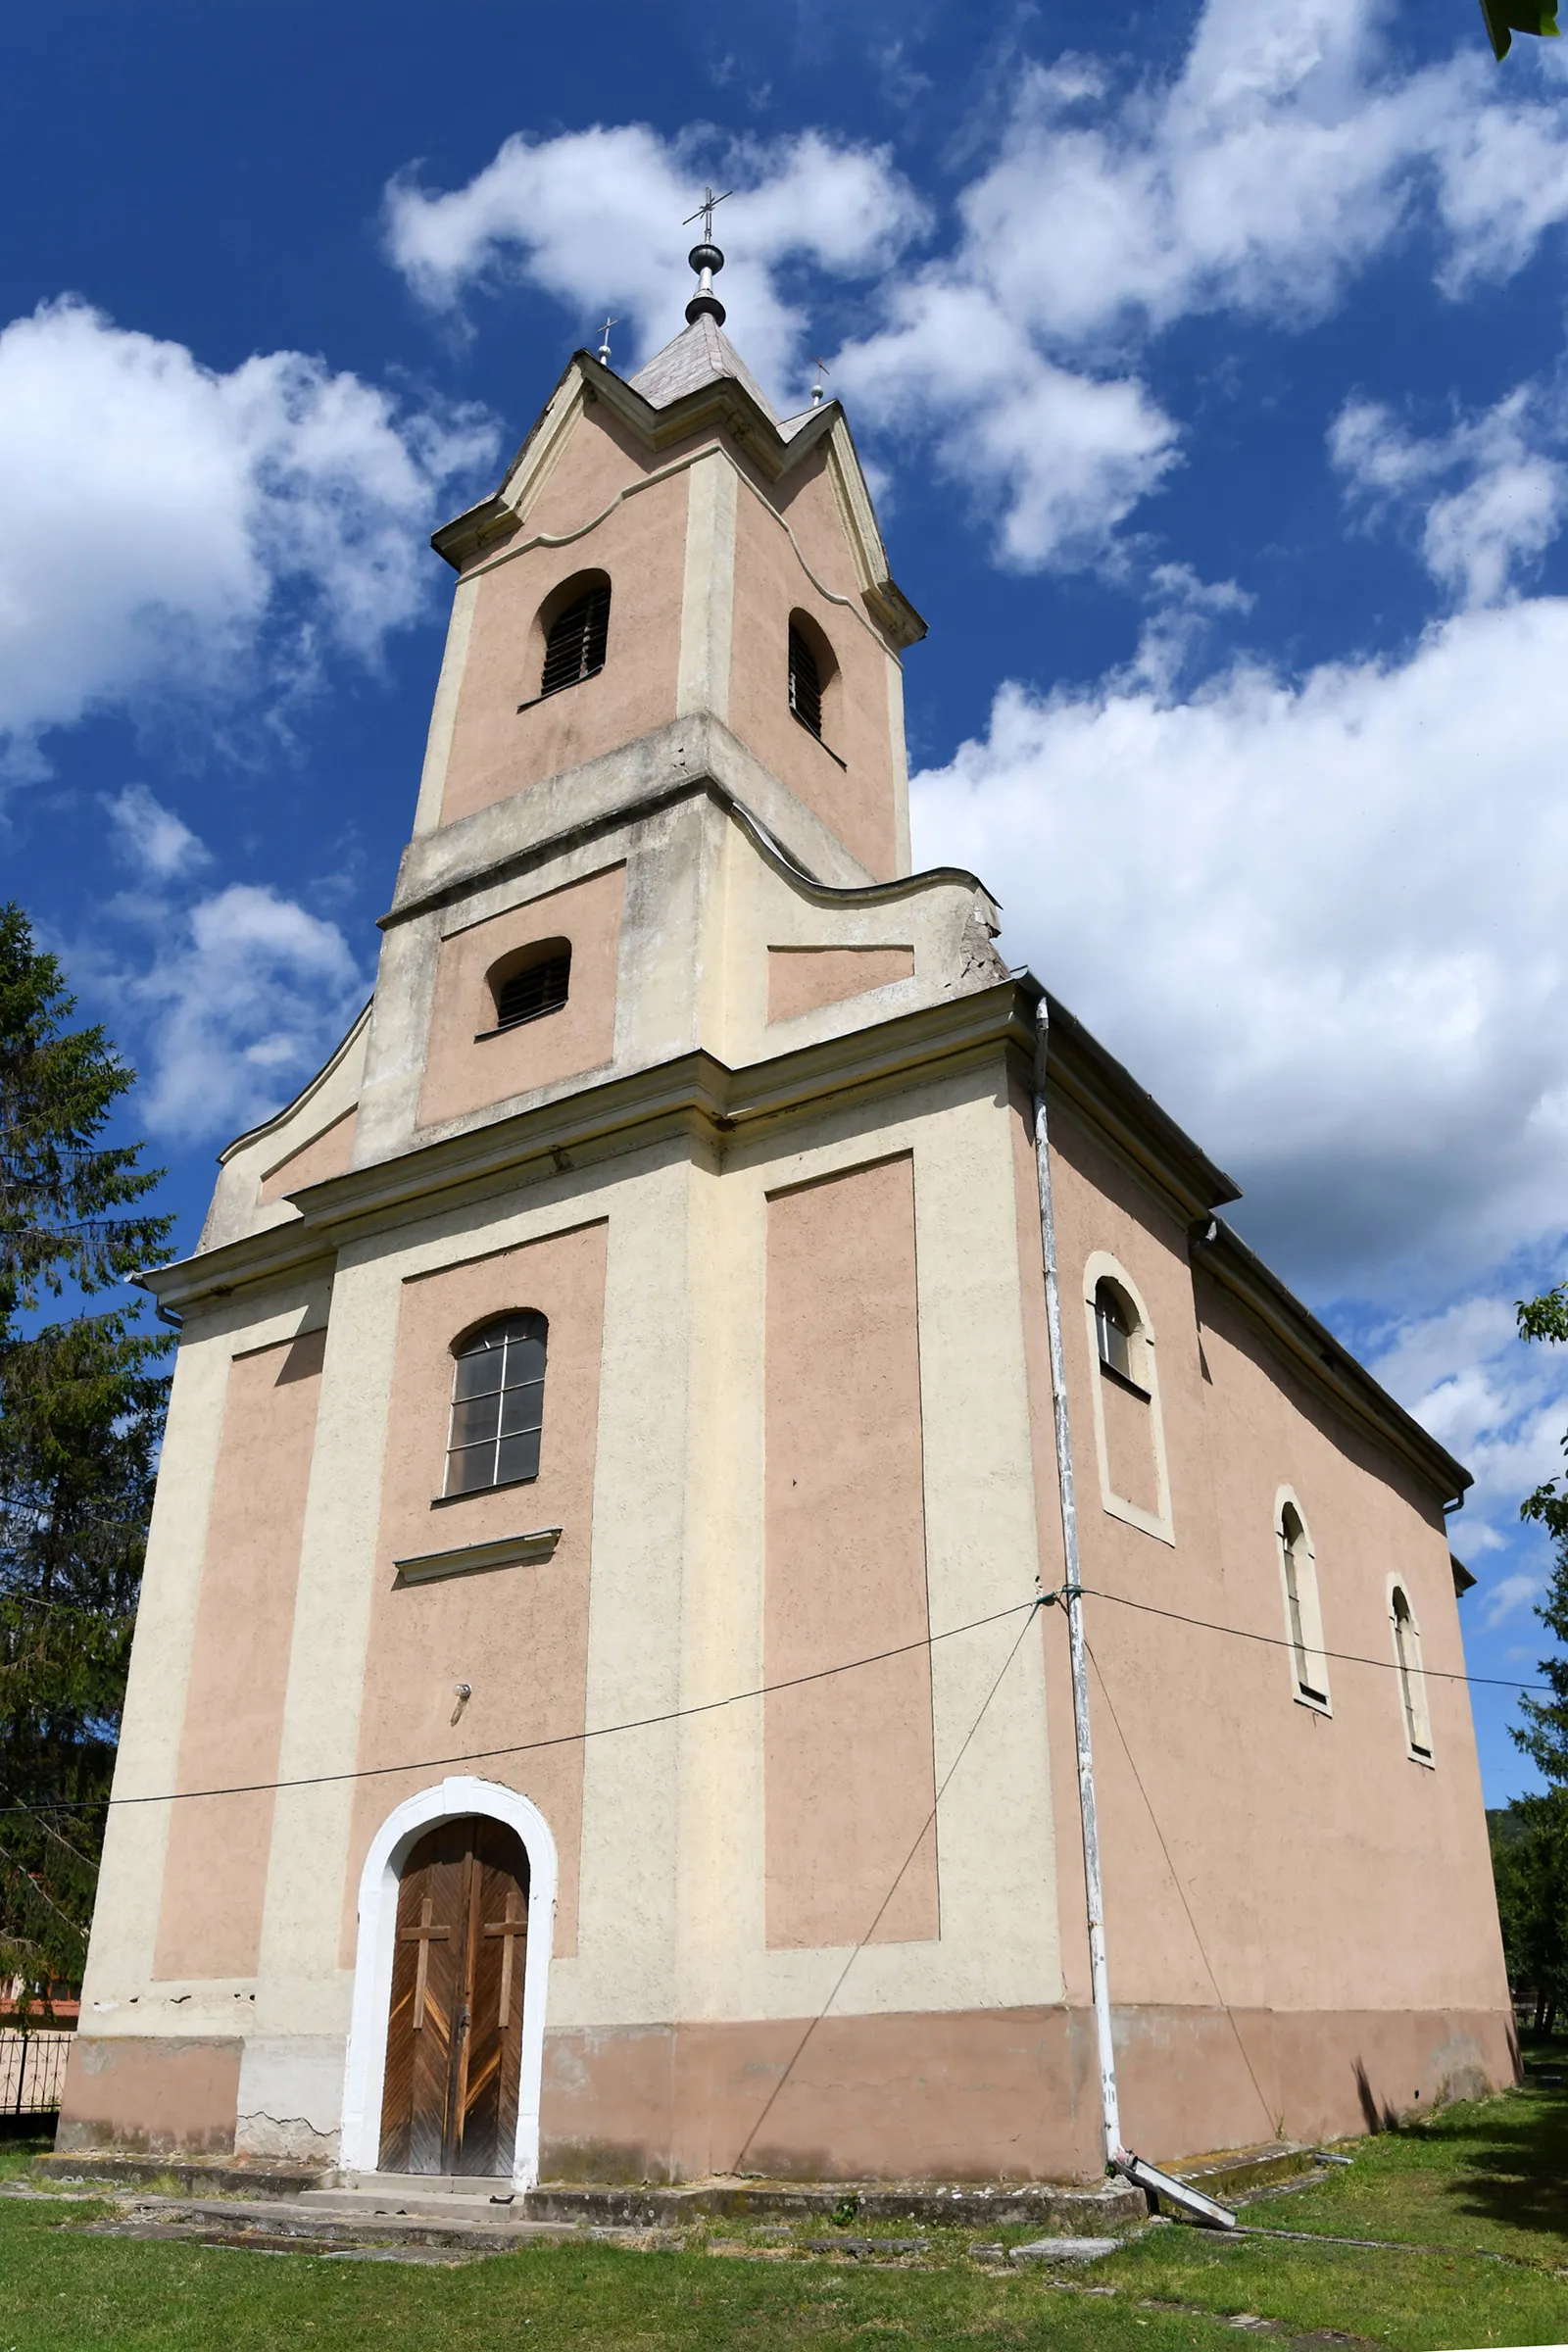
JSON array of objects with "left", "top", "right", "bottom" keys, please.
[
  {"left": 788, "top": 624, "right": 822, "bottom": 737},
  {"left": 1393, "top": 1587, "right": 1432, "bottom": 1755},
  {"left": 496, "top": 949, "right": 571, "bottom": 1031},
  {"left": 540, "top": 583, "right": 610, "bottom": 699},
  {"left": 1094, "top": 1281, "right": 1134, "bottom": 1383},
  {"left": 445, "top": 1313, "right": 548, "bottom": 1497}
]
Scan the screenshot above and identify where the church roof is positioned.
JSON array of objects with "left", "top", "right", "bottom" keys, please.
[{"left": 628, "top": 316, "right": 779, "bottom": 423}]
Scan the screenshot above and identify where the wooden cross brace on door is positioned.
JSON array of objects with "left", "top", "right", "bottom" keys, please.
[
  {"left": 483, "top": 1890, "right": 527, "bottom": 2030},
  {"left": 401, "top": 1894, "right": 451, "bottom": 2030}
]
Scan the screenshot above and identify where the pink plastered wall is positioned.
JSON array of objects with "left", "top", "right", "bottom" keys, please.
[
  {"left": 154, "top": 1328, "right": 326, "bottom": 1981},
  {"left": 341, "top": 1218, "right": 610, "bottom": 1964},
  {"left": 439, "top": 406, "right": 688, "bottom": 828},
  {"left": 729, "top": 465, "right": 899, "bottom": 880},
  {"left": 762, "top": 1154, "right": 939, "bottom": 1949},
  {"left": 765, "top": 945, "right": 913, "bottom": 1025},
  {"left": 258, "top": 1107, "right": 357, "bottom": 1204},
  {"left": 417, "top": 863, "right": 624, "bottom": 1131},
  {"left": 1013, "top": 1095, "right": 1509, "bottom": 2138}
]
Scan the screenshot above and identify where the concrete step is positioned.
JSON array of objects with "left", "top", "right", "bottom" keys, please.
[
  {"left": 301, "top": 2184, "right": 528, "bottom": 2227},
  {"left": 518, "top": 2178, "right": 1146, "bottom": 2231},
  {"left": 102, "top": 2194, "right": 581, "bottom": 2255},
  {"left": 33, "top": 2152, "right": 323, "bottom": 2199}
]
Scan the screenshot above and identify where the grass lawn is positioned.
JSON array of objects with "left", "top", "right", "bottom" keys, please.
[{"left": 0, "top": 2067, "right": 1563, "bottom": 2352}]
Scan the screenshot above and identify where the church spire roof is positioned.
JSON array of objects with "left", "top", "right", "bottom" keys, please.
[{"left": 628, "top": 311, "right": 779, "bottom": 422}]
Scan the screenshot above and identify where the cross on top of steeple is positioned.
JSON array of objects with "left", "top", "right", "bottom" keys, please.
[{"left": 683, "top": 186, "right": 731, "bottom": 326}]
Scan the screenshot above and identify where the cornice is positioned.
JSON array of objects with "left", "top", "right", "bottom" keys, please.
[
  {"left": 1197, "top": 1222, "right": 1470, "bottom": 1506},
  {"left": 136, "top": 966, "right": 1466, "bottom": 1505},
  {"left": 429, "top": 350, "right": 927, "bottom": 651},
  {"left": 136, "top": 983, "right": 1033, "bottom": 1311}
]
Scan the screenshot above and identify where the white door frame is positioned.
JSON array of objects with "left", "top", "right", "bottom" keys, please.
[{"left": 338, "top": 1775, "right": 558, "bottom": 2187}]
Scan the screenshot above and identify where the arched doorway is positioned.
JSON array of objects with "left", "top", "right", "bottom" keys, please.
[
  {"left": 339, "top": 1776, "right": 558, "bottom": 2187},
  {"left": 378, "top": 1815, "right": 529, "bottom": 2176}
]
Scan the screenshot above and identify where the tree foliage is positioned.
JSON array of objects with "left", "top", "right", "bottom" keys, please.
[
  {"left": 1489, "top": 1799, "right": 1568, "bottom": 2034},
  {"left": 1514, "top": 1280, "right": 1568, "bottom": 1793},
  {"left": 0, "top": 906, "right": 172, "bottom": 2012}
]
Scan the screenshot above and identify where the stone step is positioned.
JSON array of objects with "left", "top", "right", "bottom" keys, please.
[
  {"left": 518, "top": 2178, "right": 1146, "bottom": 2230},
  {"left": 301, "top": 2184, "right": 530, "bottom": 2227},
  {"left": 103, "top": 2194, "right": 581, "bottom": 2255}
]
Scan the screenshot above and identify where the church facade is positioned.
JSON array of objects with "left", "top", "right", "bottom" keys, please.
[{"left": 59, "top": 284, "right": 1513, "bottom": 2186}]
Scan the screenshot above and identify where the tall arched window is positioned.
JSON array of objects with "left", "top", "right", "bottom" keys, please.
[
  {"left": 1278, "top": 1498, "right": 1330, "bottom": 1709},
  {"left": 445, "top": 1313, "right": 548, "bottom": 1497},
  {"left": 1083, "top": 1257, "right": 1173, "bottom": 1544},
  {"left": 540, "top": 580, "right": 610, "bottom": 699},
  {"left": 1391, "top": 1584, "right": 1433, "bottom": 1759}
]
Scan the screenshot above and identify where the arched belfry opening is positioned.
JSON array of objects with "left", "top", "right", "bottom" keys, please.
[{"left": 378, "top": 1815, "right": 530, "bottom": 2178}]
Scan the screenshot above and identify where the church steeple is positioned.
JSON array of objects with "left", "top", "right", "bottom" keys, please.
[{"left": 412, "top": 263, "right": 925, "bottom": 889}]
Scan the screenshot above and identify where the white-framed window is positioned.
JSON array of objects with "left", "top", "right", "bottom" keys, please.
[
  {"left": 1390, "top": 1581, "right": 1434, "bottom": 1762},
  {"left": 1082, "top": 1253, "right": 1173, "bottom": 1546},
  {"left": 1274, "top": 1491, "right": 1330, "bottom": 1713},
  {"left": 443, "top": 1313, "right": 548, "bottom": 1497}
]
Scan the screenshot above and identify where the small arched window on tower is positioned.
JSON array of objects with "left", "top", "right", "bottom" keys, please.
[
  {"left": 538, "top": 575, "right": 611, "bottom": 700},
  {"left": 1391, "top": 1584, "right": 1433, "bottom": 1760},
  {"left": 788, "top": 621, "right": 822, "bottom": 737},
  {"left": 484, "top": 939, "right": 571, "bottom": 1036},
  {"left": 444, "top": 1312, "right": 549, "bottom": 1497},
  {"left": 1278, "top": 1498, "right": 1330, "bottom": 1710},
  {"left": 787, "top": 612, "right": 842, "bottom": 763}
]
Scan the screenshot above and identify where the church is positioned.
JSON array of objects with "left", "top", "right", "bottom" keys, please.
[{"left": 59, "top": 234, "right": 1513, "bottom": 2189}]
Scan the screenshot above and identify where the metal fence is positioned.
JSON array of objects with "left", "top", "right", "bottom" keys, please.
[{"left": 0, "top": 2032, "right": 71, "bottom": 2115}]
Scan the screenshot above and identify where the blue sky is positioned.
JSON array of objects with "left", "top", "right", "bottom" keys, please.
[{"left": 4, "top": 0, "right": 1567, "bottom": 1803}]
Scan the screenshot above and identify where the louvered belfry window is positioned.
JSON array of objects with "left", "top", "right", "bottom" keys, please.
[
  {"left": 788, "top": 623, "right": 822, "bottom": 737},
  {"left": 495, "top": 946, "right": 571, "bottom": 1031},
  {"left": 445, "top": 1313, "right": 549, "bottom": 1496},
  {"left": 540, "top": 582, "right": 610, "bottom": 698}
]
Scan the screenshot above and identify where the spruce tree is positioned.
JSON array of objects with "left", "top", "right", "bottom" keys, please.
[
  {"left": 0, "top": 906, "right": 172, "bottom": 2013},
  {"left": 1498, "top": 1279, "right": 1568, "bottom": 2035}
]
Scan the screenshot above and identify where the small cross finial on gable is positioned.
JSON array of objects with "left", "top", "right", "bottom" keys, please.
[
  {"left": 596, "top": 316, "right": 619, "bottom": 368},
  {"left": 810, "top": 356, "right": 831, "bottom": 408}
]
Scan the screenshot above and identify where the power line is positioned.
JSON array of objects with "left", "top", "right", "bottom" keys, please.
[
  {"left": 731, "top": 1598, "right": 1043, "bottom": 2174},
  {"left": 1076, "top": 1585, "right": 1553, "bottom": 1691},
  {"left": 0, "top": 1596, "right": 1045, "bottom": 1823},
  {"left": 0, "top": 1574, "right": 1549, "bottom": 1835}
]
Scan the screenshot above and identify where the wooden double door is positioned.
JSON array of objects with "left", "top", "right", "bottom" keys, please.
[{"left": 378, "top": 1817, "right": 530, "bottom": 2177}]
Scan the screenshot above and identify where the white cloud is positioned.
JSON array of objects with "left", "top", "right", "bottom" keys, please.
[
  {"left": 829, "top": 0, "right": 1568, "bottom": 568},
  {"left": 129, "top": 882, "right": 365, "bottom": 1143},
  {"left": 384, "top": 125, "right": 926, "bottom": 400},
  {"left": 832, "top": 285, "right": 1179, "bottom": 570},
  {"left": 106, "top": 784, "right": 210, "bottom": 882},
  {"left": 1364, "top": 1294, "right": 1568, "bottom": 1574},
  {"left": 911, "top": 595, "right": 1568, "bottom": 1298},
  {"left": 1331, "top": 382, "right": 1568, "bottom": 607},
  {"left": 0, "top": 298, "right": 498, "bottom": 772}
]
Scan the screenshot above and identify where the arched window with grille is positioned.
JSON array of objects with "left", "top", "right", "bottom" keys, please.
[
  {"left": 487, "top": 939, "right": 571, "bottom": 1035},
  {"left": 444, "top": 1313, "right": 549, "bottom": 1497},
  {"left": 1277, "top": 1495, "right": 1330, "bottom": 1710},
  {"left": 538, "top": 575, "right": 610, "bottom": 700},
  {"left": 787, "top": 611, "right": 840, "bottom": 754},
  {"left": 1391, "top": 1583, "right": 1433, "bottom": 1759},
  {"left": 788, "top": 621, "right": 822, "bottom": 736}
]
